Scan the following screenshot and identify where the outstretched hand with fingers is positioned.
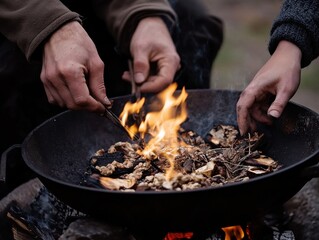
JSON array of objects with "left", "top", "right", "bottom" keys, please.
[{"left": 236, "top": 40, "right": 302, "bottom": 135}]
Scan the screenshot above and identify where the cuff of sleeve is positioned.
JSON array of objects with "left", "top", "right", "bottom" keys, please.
[
  {"left": 269, "top": 23, "right": 315, "bottom": 68},
  {"left": 27, "top": 13, "right": 82, "bottom": 62},
  {"left": 117, "top": 9, "right": 176, "bottom": 57}
]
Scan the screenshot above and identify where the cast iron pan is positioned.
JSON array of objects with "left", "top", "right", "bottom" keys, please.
[{"left": 19, "top": 89, "right": 319, "bottom": 233}]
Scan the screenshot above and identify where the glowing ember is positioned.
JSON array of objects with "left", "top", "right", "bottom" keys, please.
[
  {"left": 120, "top": 83, "right": 188, "bottom": 180},
  {"left": 163, "top": 226, "right": 245, "bottom": 240},
  {"left": 164, "top": 232, "right": 193, "bottom": 240}
]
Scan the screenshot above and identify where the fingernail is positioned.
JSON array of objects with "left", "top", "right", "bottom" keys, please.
[
  {"left": 268, "top": 110, "right": 280, "bottom": 118},
  {"left": 134, "top": 73, "right": 145, "bottom": 84},
  {"left": 104, "top": 96, "right": 111, "bottom": 106}
]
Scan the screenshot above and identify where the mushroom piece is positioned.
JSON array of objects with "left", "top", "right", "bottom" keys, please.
[
  {"left": 99, "top": 177, "right": 136, "bottom": 190},
  {"left": 195, "top": 161, "right": 216, "bottom": 177}
]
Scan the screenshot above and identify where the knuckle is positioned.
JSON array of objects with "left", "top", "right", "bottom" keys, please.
[
  {"left": 40, "top": 71, "right": 46, "bottom": 83},
  {"left": 173, "top": 53, "right": 181, "bottom": 63},
  {"left": 59, "top": 64, "right": 78, "bottom": 78},
  {"left": 65, "top": 103, "right": 76, "bottom": 110},
  {"left": 161, "top": 78, "right": 173, "bottom": 87},
  {"left": 167, "top": 52, "right": 180, "bottom": 64},
  {"left": 236, "top": 102, "right": 242, "bottom": 111},
  {"left": 239, "top": 89, "right": 255, "bottom": 103},
  {"left": 47, "top": 98, "right": 56, "bottom": 105},
  {"left": 42, "top": 69, "right": 56, "bottom": 82},
  {"left": 91, "top": 58, "right": 104, "bottom": 71},
  {"left": 239, "top": 89, "right": 249, "bottom": 98},
  {"left": 53, "top": 61, "right": 84, "bottom": 80},
  {"left": 134, "top": 59, "right": 148, "bottom": 71},
  {"left": 73, "top": 95, "right": 90, "bottom": 107}
]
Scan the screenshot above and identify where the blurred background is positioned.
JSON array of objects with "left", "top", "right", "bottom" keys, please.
[{"left": 206, "top": 0, "right": 319, "bottom": 113}]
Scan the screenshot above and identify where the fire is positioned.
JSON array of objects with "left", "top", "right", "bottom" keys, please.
[
  {"left": 164, "top": 226, "right": 245, "bottom": 240},
  {"left": 119, "top": 83, "right": 188, "bottom": 180},
  {"left": 119, "top": 85, "right": 246, "bottom": 240},
  {"left": 222, "top": 226, "right": 245, "bottom": 240},
  {"left": 164, "top": 232, "right": 193, "bottom": 240},
  {"left": 119, "top": 97, "right": 145, "bottom": 139}
]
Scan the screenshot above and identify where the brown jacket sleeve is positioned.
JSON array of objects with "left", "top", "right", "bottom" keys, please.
[
  {"left": 0, "top": 0, "right": 81, "bottom": 61},
  {"left": 93, "top": 0, "right": 177, "bottom": 55}
]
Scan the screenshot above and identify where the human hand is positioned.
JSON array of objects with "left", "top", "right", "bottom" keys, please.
[
  {"left": 236, "top": 40, "right": 302, "bottom": 135},
  {"left": 41, "top": 21, "right": 110, "bottom": 112},
  {"left": 122, "top": 17, "right": 180, "bottom": 93}
]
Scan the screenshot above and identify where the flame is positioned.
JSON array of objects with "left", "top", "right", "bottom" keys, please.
[
  {"left": 222, "top": 226, "right": 245, "bottom": 240},
  {"left": 164, "top": 225, "right": 245, "bottom": 240},
  {"left": 119, "top": 83, "right": 188, "bottom": 180},
  {"left": 120, "top": 97, "right": 145, "bottom": 139},
  {"left": 164, "top": 232, "right": 193, "bottom": 240}
]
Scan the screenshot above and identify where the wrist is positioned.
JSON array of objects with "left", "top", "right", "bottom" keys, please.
[{"left": 275, "top": 40, "right": 302, "bottom": 64}]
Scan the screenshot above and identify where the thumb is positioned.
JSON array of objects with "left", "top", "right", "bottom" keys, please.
[
  {"left": 267, "top": 91, "right": 291, "bottom": 118},
  {"left": 133, "top": 55, "right": 150, "bottom": 84}
]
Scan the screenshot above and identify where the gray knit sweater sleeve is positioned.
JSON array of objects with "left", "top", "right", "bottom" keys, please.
[{"left": 269, "top": 0, "right": 319, "bottom": 68}]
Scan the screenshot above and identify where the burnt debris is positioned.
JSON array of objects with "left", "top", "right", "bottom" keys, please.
[{"left": 84, "top": 125, "right": 281, "bottom": 191}]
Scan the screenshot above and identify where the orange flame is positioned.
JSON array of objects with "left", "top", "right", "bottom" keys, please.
[
  {"left": 120, "top": 97, "right": 145, "bottom": 139},
  {"left": 164, "top": 225, "right": 245, "bottom": 240},
  {"left": 119, "top": 83, "right": 188, "bottom": 180},
  {"left": 164, "top": 232, "right": 193, "bottom": 240},
  {"left": 222, "top": 226, "right": 245, "bottom": 240}
]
